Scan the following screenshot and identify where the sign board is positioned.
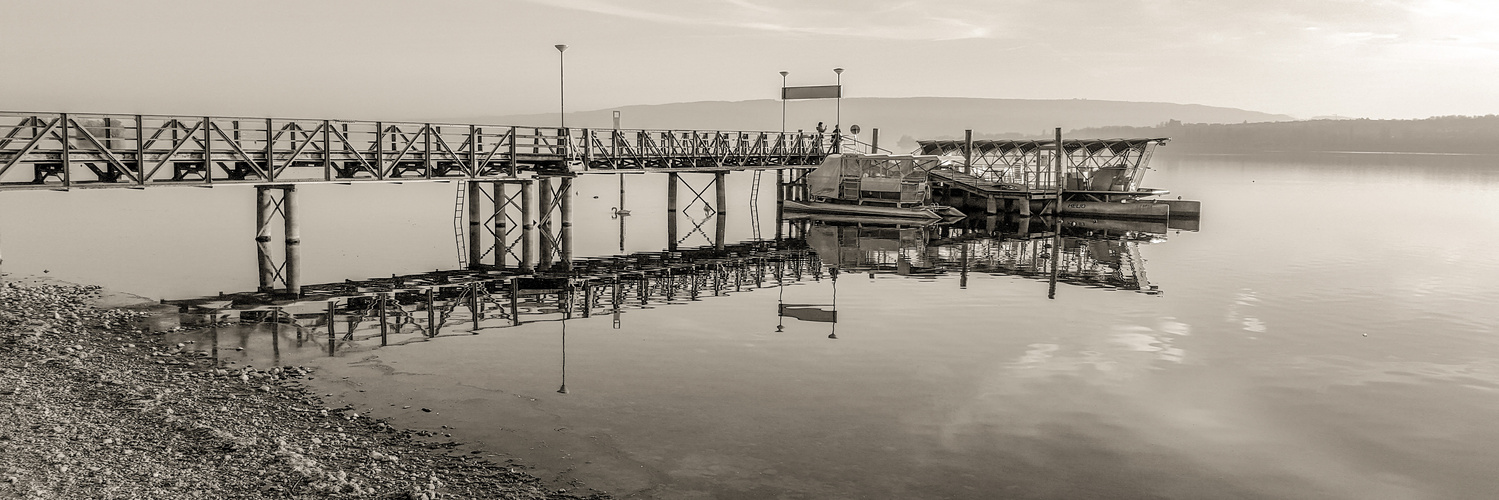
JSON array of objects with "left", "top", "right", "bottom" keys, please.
[{"left": 782, "top": 85, "right": 842, "bottom": 100}]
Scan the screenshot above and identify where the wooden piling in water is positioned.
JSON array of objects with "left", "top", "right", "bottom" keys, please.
[
  {"left": 667, "top": 173, "right": 679, "bottom": 251},
  {"left": 715, "top": 172, "right": 727, "bottom": 251},
  {"left": 255, "top": 187, "right": 274, "bottom": 293},
  {"left": 559, "top": 176, "right": 573, "bottom": 272},
  {"left": 520, "top": 180, "right": 534, "bottom": 273},
  {"left": 493, "top": 182, "right": 506, "bottom": 268}
]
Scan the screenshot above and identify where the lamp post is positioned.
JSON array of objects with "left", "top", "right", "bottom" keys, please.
[
  {"left": 833, "top": 67, "right": 844, "bottom": 132},
  {"left": 779, "top": 71, "right": 788, "bottom": 134},
  {"left": 555, "top": 44, "right": 568, "bottom": 129}
]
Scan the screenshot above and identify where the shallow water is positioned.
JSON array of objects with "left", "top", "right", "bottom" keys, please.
[{"left": 8, "top": 151, "right": 1499, "bottom": 498}]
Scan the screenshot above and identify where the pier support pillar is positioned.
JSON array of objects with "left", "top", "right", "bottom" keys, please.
[
  {"left": 667, "top": 173, "right": 679, "bottom": 251},
  {"left": 985, "top": 195, "right": 998, "bottom": 215},
  {"left": 467, "top": 181, "right": 483, "bottom": 269},
  {"left": 538, "top": 177, "right": 554, "bottom": 271},
  {"left": 255, "top": 187, "right": 275, "bottom": 293},
  {"left": 282, "top": 185, "right": 301, "bottom": 296},
  {"left": 492, "top": 181, "right": 506, "bottom": 268},
  {"left": 558, "top": 176, "right": 573, "bottom": 272},
  {"left": 520, "top": 180, "right": 534, "bottom": 273},
  {"left": 715, "top": 171, "right": 727, "bottom": 251}
]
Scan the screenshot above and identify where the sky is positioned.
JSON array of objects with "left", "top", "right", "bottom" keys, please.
[{"left": 2, "top": 0, "right": 1496, "bottom": 121}]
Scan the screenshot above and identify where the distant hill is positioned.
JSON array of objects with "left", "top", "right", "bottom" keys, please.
[
  {"left": 465, "top": 97, "right": 1292, "bottom": 153},
  {"left": 1069, "top": 115, "right": 1499, "bottom": 154}
]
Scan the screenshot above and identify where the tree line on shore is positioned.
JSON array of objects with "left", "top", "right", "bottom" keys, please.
[{"left": 1066, "top": 115, "right": 1499, "bottom": 154}]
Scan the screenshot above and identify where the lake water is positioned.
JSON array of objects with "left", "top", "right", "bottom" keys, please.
[{"left": 5, "top": 151, "right": 1499, "bottom": 499}]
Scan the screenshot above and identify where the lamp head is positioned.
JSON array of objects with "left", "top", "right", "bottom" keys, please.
[
  {"left": 833, "top": 67, "right": 844, "bottom": 75},
  {"left": 555, "top": 44, "right": 568, "bottom": 52},
  {"left": 779, "top": 71, "right": 788, "bottom": 77}
]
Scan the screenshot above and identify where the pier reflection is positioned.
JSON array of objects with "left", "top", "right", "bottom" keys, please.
[{"left": 168, "top": 215, "right": 1176, "bottom": 358}]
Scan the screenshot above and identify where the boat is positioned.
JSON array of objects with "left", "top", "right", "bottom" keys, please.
[
  {"left": 783, "top": 154, "right": 966, "bottom": 220},
  {"left": 1059, "top": 164, "right": 1200, "bottom": 219}
]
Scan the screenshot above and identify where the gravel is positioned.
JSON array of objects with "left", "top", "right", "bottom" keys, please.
[{"left": 0, "top": 277, "right": 610, "bottom": 499}]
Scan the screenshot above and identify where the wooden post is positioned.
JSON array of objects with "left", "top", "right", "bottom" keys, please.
[
  {"left": 283, "top": 186, "right": 301, "bottom": 296},
  {"left": 871, "top": 128, "right": 879, "bottom": 152},
  {"left": 379, "top": 292, "right": 389, "bottom": 346},
  {"left": 509, "top": 278, "right": 521, "bottom": 326},
  {"left": 426, "top": 288, "right": 436, "bottom": 337},
  {"left": 507, "top": 128, "right": 518, "bottom": 177},
  {"left": 1054, "top": 127, "right": 1065, "bottom": 197}
]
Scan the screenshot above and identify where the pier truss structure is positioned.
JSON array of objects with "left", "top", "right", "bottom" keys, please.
[
  {"left": 0, "top": 111, "right": 835, "bottom": 191},
  {"left": 916, "top": 137, "right": 1168, "bottom": 191}
]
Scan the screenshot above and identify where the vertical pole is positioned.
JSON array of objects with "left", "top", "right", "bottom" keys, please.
[
  {"left": 203, "top": 117, "right": 213, "bottom": 184},
  {"left": 520, "top": 180, "right": 534, "bottom": 273},
  {"left": 135, "top": 115, "right": 145, "bottom": 185},
  {"left": 1055, "top": 127, "right": 1065, "bottom": 197},
  {"left": 271, "top": 307, "right": 282, "bottom": 365},
  {"left": 667, "top": 173, "right": 679, "bottom": 251},
  {"left": 715, "top": 171, "right": 727, "bottom": 251},
  {"left": 283, "top": 186, "right": 301, "bottom": 296},
  {"left": 327, "top": 300, "right": 336, "bottom": 356},
  {"left": 379, "top": 293, "right": 389, "bottom": 346},
  {"left": 507, "top": 128, "right": 518, "bottom": 177},
  {"left": 467, "top": 181, "right": 482, "bottom": 269},
  {"left": 538, "top": 177, "right": 554, "bottom": 271},
  {"left": 470, "top": 282, "right": 481, "bottom": 332},
  {"left": 559, "top": 176, "right": 573, "bottom": 271},
  {"left": 871, "top": 128, "right": 879, "bottom": 153},
  {"left": 255, "top": 187, "right": 274, "bottom": 292},
  {"left": 426, "top": 288, "right": 436, "bottom": 337},
  {"left": 374, "top": 121, "right": 384, "bottom": 179},
  {"left": 469, "top": 125, "right": 478, "bottom": 176},
  {"left": 60, "top": 113, "right": 71, "bottom": 188},
  {"left": 265, "top": 118, "right": 275, "bottom": 181},
  {"left": 963, "top": 129, "right": 973, "bottom": 176},
  {"left": 322, "top": 120, "right": 331, "bottom": 181},
  {"left": 509, "top": 278, "right": 521, "bottom": 326}
]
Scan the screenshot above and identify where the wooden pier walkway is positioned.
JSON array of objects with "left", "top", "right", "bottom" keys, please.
[{"left": 0, "top": 111, "right": 835, "bottom": 191}]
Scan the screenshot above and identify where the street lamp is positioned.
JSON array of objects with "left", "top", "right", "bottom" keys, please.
[
  {"left": 833, "top": 67, "right": 844, "bottom": 132},
  {"left": 779, "top": 70, "right": 789, "bottom": 134},
  {"left": 555, "top": 44, "right": 568, "bottom": 129}
]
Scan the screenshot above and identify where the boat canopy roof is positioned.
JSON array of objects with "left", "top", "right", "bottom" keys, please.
[{"left": 916, "top": 138, "right": 1169, "bottom": 155}]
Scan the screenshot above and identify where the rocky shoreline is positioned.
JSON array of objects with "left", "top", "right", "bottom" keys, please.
[{"left": 0, "top": 276, "right": 610, "bottom": 499}]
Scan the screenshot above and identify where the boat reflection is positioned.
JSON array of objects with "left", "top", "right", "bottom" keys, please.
[{"left": 800, "top": 215, "right": 1167, "bottom": 294}]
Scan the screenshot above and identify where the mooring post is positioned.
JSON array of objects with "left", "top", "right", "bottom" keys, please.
[
  {"left": 325, "top": 300, "right": 335, "bottom": 344},
  {"left": 426, "top": 288, "right": 436, "bottom": 337},
  {"left": 255, "top": 186, "right": 275, "bottom": 293},
  {"left": 559, "top": 176, "right": 573, "bottom": 272},
  {"left": 986, "top": 195, "right": 998, "bottom": 215},
  {"left": 1055, "top": 126, "right": 1065, "bottom": 205},
  {"left": 470, "top": 282, "right": 482, "bottom": 332},
  {"left": 667, "top": 173, "right": 679, "bottom": 251},
  {"left": 520, "top": 180, "right": 534, "bottom": 273},
  {"left": 282, "top": 185, "right": 301, "bottom": 296},
  {"left": 467, "top": 181, "right": 483, "bottom": 269},
  {"left": 510, "top": 278, "right": 521, "bottom": 325}
]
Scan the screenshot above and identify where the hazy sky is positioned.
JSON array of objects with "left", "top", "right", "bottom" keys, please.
[{"left": 2, "top": 0, "right": 1495, "bottom": 121}]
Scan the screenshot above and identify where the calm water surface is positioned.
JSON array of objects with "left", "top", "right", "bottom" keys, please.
[{"left": 5, "top": 152, "right": 1499, "bottom": 499}]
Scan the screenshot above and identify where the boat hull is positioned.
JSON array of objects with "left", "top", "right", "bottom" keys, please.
[
  {"left": 784, "top": 200, "right": 964, "bottom": 220},
  {"left": 1056, "top": 200, "right": 1172, "bottom": 220}
]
